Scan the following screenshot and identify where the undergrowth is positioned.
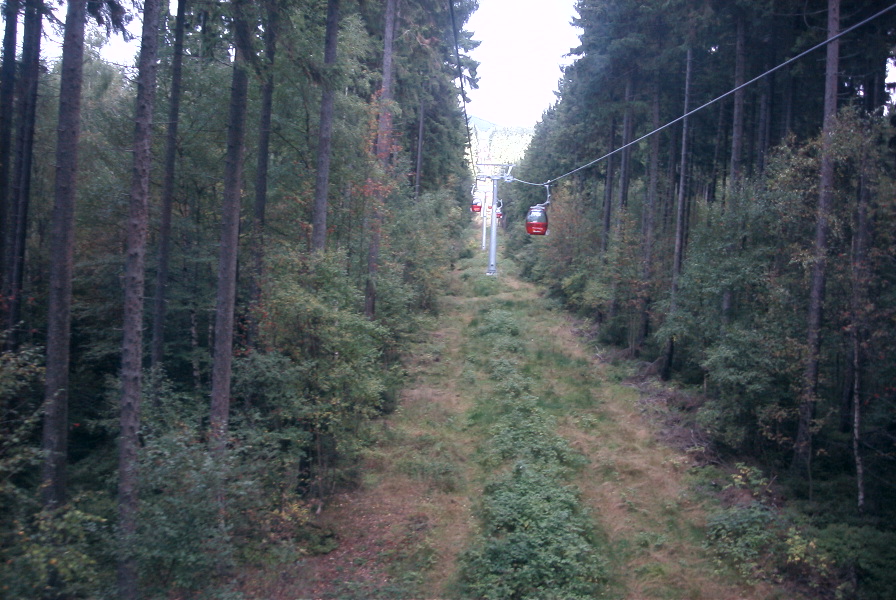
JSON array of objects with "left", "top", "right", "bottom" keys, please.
[{"left": 456, "top": 305, "right": 610, "bottom": 599}]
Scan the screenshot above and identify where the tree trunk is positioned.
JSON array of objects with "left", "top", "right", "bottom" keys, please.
[
  {"left": 0, "top": 0, "right": 19, "bottom": 281},
  {"left": 42, "top": 0, "right": 87, "bottom": 511},
  {"left": 365, "top": 0, "right": 397, "bottom": 318},
  {"left": 793, "top": 0, "right": 839, "bottom": 476},
  {"left": 638, "top": 88, "right": 661, "bottom": 350},
  {"left": 311, "top": 0, "right": 340, "bottom": 252},
  {"left": 414, "top": 95, "right": 424, "bottom": 200},
  {"left": 210, "top": 44, "right": 250, "bottom": 453},
  {"left": 663, "top": 129, "right": 676, "bottom": 230},
  {"left": 755, "top": 43, "right": 773, "bottom": 175},
  {"left": 150, "top": 0, "right": 187, "bottom": 370},
  {"left": 720, "top": 14, "right": 747, "bottom": 322},
  {"left": 117, "top": 0, "right": 161, "bottom": 594},
  {"left": 663, "top": 46, "right": 692, "bottom": 381},
  {"left": 248, "top": 0, "right": 279, "bottom": 347},
  {"left": 729, "top": 12, "right": 745, "bottom": 191},
  {"left": 4, "top": 0, "right": 41, "bottom": 350},
  {"left": 850, "top": 157, "right": 872, "bottom": 512},
  {"left": 601, "top": 118, "right": 616, "bottom": 254},
  {"left": 617, "top": 76, "right": 634, "bottom": 211},
  {"left": 673, "top": 48, "right": 692, "bottom": 302},
  {"left": 707, "top": 102, "right": 725, "bottom": 203}
]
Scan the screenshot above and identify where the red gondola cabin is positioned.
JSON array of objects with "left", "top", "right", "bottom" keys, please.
[
  {"left": 471, "top": 201, "right": 482, "bottom": 213},
  {"left": 525, "top": 206, "right": 548, "bottom": 235}
]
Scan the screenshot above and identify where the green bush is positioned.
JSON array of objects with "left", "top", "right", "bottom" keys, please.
[
  {"left": 471, "top": 276, "right": 502, "bottom": 297},
  {"left": 705, "top": 502, "right": 781, "bottom": 580},
  {"left": 484, "top": 403, "right": 585, "bottom": 472},
  {"left": 474, "top": 308, "right": 521, "bottom": 338},
  {"left": 0, "top": 500, "right": 110, "bottom": 599},
  {"left": 135, "top": 430, "right": 239, "bottom": 594},
  {"left": 459, "top": 465, "right": 606, "bottom": 600},
  {"left": 0, "top": 344, "right": 45, "bottom": 519},
  {"left": 809, "top": 524, "right": 896, "bottom": 600}
]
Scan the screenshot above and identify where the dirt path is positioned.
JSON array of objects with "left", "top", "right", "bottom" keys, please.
[
  {"left": 288, "top": 274, "right": 484, "bottom": 599},
  {"left": 245, "top": 243, "right": 786, "bottom": 599}
]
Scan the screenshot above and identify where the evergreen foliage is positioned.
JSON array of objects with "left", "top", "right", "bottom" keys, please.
[
  {"left": 2, "top": 0, "right": 896, "bottom": 596},
  {"left": 503, "top": 2, "right": 896, "bottom": 597},
  {"left": 0, "top": 0, "right": 476, "bottom": 595}
]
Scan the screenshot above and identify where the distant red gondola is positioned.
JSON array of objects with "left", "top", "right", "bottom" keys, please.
[{"left": 525, "top": 206, "right": 548, "bottom": 235}]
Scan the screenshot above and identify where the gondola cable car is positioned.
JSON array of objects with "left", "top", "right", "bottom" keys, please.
[
  {"left": 525, "top": 184, "right": 551, "bottom": 235},
  {"left": 525, "top": 206, "right": 547, "bottom": 234},
  {"left": 470, "top": 182, "right": 483, "bottom": 212}
]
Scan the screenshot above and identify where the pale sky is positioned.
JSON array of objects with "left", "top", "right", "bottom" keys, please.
[{"left": 465, "top": 0, "right": 582, "bottom": 128}]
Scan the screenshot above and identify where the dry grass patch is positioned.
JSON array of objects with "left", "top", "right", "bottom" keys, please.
[
  {"left": 282, "top": 268, "right": 484, "bottom": 598},
  {"left": 558, "top": 358, "right": 782, "bottom": 599}
]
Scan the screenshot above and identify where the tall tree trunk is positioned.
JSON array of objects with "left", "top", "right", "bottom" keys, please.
[
  {"left": 41, "top": 0, "right": 87, "bottom": 511},
  {"left": 638, "top": 88, "right": 661, "bottom": 350},
  {"left": 365, "top": 0, "right": 397, "bottom": 318},
  {"left": 662, "top": 46, "right": 692, "bottom": 381},
  {"left": 850, "top": 155, "right": 872, "bottom": 512},
  {"left": 414, "top": 95, "right": 424, "bottom": 200},
  {"left": 729, "top": 12, "right": 746, "bottom": 191},
  {"left": 793, "top": 0, "right": 839, "bottom": 476},
  {"left": 601, "top": 118, "right": 616, "bottom": 254},
  {"left": 248, "top": 0, "right": 279, "bottom": 346},
  {"left": 311, "top": 0, "right": 340, "bottom": 252},
  {"left": 673, "top": 49, "right": 693, "bottom": 286},
  {"left": 617, "top": 76, "right": 634, "bottom": 211},
  {"left": 721, "top": 13, "right": 748, "bottom": 322},
  {"left": 707, "top": 102, "right": 725, "bottom": 203},
  {"left": 755, "top": 39, "right": 773, "bottom": 175},
  {"left": 663, "top": 129, "right": 676, "bottom": 230},
  {"left": 4, "top": 0, "right": 40, "bottom": 349},
  {"left": 210, "top": 44, "right": 250, "bottom": 453},
  {"left": 0, "top": 0, "right": 19, "bottom": 282},
  {"left": 117, "top": 0, "right": 161, "bottom": 594},
  {"left": 150, "top": 0, "right": 187, "bottom": 370}
]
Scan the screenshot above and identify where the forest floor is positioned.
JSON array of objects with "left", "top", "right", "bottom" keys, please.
[{"left": 240, "top": 232, "right": 796, "bottom": 599}]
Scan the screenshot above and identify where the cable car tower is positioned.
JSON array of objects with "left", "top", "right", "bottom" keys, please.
[{"left": 475, "top": 163, "right": 513, "bottom": 275}]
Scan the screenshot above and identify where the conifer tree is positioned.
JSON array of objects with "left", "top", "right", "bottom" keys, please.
[
  {"left": 118, "top": 0, "right": 162, "bottom": 593},
  {"left": 793, "top": 0, "right": 840, "bottom": 476},
  {"left": 42, "top": 0, "right": 88, "bottom": 511}
]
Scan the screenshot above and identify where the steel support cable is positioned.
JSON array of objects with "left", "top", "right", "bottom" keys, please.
[
  {"left": 510, "top": 176, "right": 543, "bottom": 186},
  {"left": 514, "top": 2, "right": 896, "bottom": 188}
]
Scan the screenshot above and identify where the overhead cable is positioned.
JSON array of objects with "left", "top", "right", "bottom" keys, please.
[{"left": 512, "top": 2, "right": 896, "bottom": 188}]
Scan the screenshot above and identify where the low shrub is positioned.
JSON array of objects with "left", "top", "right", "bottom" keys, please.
[
  {"left": 459, "top": 465, "right": 607, "bottom": 600},
  {"left": 705, "top": 501, "right": 781, "bottom": 580}
]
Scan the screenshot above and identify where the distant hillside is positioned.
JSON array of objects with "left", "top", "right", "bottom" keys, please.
[
  {"left": 469, "top": 115, "right": 498, "bottom": 132},
  {"left": 469, "top": 116, "right": 533, "bottom": 165}
]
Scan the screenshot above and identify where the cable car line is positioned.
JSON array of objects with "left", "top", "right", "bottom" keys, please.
[
  {"left": 509, "top": 1, "right": 896, "bottom": 189},
  {"left": 508, "top": 175, "right": 542, "bottom": 187}
]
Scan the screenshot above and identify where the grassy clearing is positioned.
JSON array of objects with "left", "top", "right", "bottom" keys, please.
[{"left": 264, "top": 232, "right": 789, "bottom": 599}]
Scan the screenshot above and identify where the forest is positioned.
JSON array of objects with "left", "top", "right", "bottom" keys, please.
[
  {"left": 0, "top": 0, "right": 477, "bottom": 596},
  {"left": 503, "top": 0, "right": 896, "bottom": 597},
  {"left": 1, "top": 0, "right": 896, "bottom": 597}
]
